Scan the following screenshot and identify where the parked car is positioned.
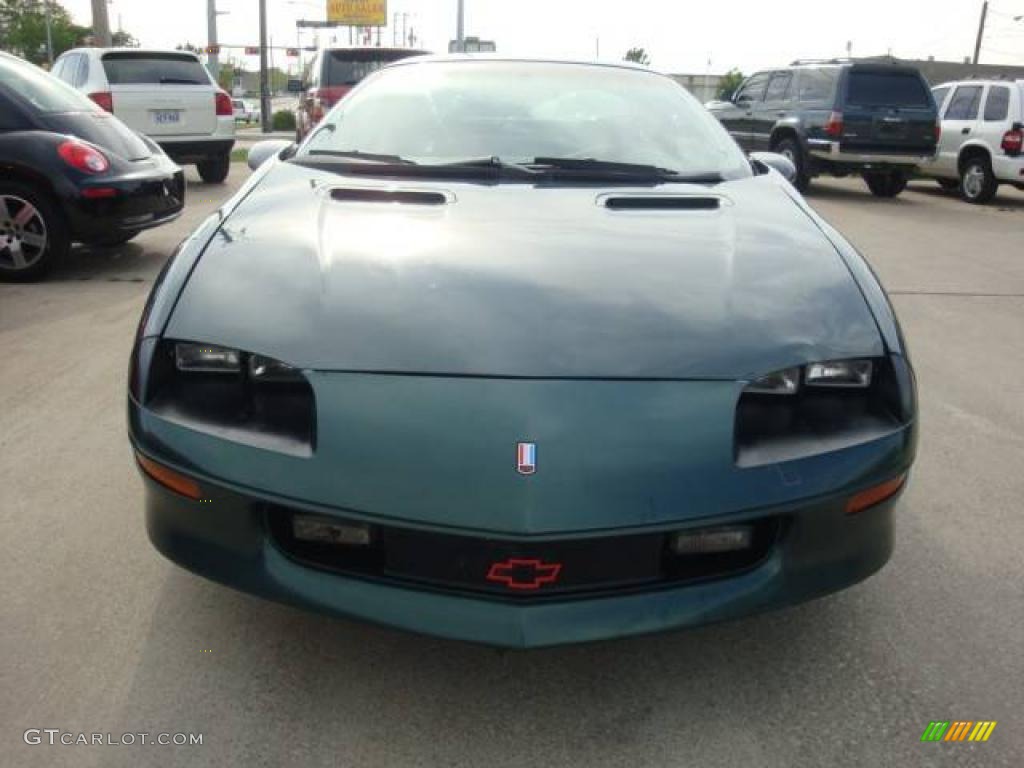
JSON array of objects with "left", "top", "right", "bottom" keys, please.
[
  {"left": 708, "top": 60, "right": 939, "bottom": 196},
  {"left": 294, "top": 47, "right": 428, "bottom": 141},
  {"left": 52, "top": 48, "right": 235, "bottom": 183},
  {"left": 918, "top": 79, "right": 1024, "bottom": 203},
  {"left": 0, "top": 51, "right": 184, "bottom": 282},
  {"left": 130, "top": 56, "right": 916, "bottom": 648},
  {"left": 232, "top": 98, "right": 260, "bottom": 124}
]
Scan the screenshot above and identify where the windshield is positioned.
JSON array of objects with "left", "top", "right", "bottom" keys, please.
[
  {"left": 101, "top": 52, "right": 211, "bottom": 85},
  {"left": 299, "top": 61, "right": 751, "bottom": 178},
  {"left": 0, "top": 53, "right": 104, "bottom": 114}
]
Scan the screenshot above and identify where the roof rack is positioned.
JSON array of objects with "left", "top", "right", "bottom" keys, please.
[{"left": 789, "top": 57, "right": 855, "bottom": 66}]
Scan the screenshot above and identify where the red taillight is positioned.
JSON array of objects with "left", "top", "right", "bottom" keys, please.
[
  {"left": 824, "top": 111, "right": 844, "bottom": 138},
  {"left": 215, "top": 90, "right": 233, "bottom": 117},
  {"left": 88, "top": 91, "right": 114, "bottom": 113},
  {"left": 57, "top": 140, "right": 110, "bottom": 174},
  {"left": 1001, "top": 127, "right": 1023, "bottom": 156},
  {"left": 135, "top": 452, "right": 203, "bottom": 500},
  {"left": 934, "top": 121, "right": 942, "bottom": 142}
]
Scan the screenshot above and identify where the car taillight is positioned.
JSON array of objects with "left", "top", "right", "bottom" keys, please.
[
  {"left": 57, "top": 140, "right": 110, "bottom": 174},
  {"left": 311, "top": 89, "right": 328, "bottom": 123},
  {"left": 824, "top": 111, "right": 844, "bottom": 138},
  {"left": 88, "top": 91, "right": 114, "bottom": 113},
  {"left": 1002, "top": 126, "right": 1023, "bottom": 156},
  {"left": 215, "top": 90, "right": 233, "bottom": 117},
  {"left": 934, "top": 121, "right": 942, "bottom": 142}
]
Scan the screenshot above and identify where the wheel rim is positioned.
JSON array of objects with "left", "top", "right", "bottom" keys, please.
[
  {"left": 963, "top": 164, "right": 985, "bottom": 199},
  {"left": 0, "top": 194, "right": 48, "bottom": 272}
]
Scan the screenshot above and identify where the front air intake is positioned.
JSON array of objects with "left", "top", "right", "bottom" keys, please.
[
  {"left": 329, "top": 188, "right": 449, "bottom": 205},
  {"left": 602, "top": 196, "right": 721, "bottom": 211}
]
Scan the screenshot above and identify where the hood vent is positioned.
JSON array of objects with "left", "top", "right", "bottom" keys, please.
[
  {"left": 329, "top": 188, "right": 449, "bottom": 206},
  {"left": 602, "top": 195, "right": 722, "bottom": 211}
]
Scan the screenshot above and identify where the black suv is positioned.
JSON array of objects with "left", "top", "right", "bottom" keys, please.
[{"left": 708, "top": 61, "right": 938, "bottom": 196}]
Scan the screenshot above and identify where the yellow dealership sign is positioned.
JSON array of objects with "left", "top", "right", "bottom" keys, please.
[{"left": 327, "top": 0, "right": 387, "bottom": 26}]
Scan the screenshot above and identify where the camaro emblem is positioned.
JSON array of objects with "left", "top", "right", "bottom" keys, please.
[
  {"left": 486, "top": 558, "right": 562, "bottom": 590},
  {"left": 516, "top": 442, "right": 536, "bottom": 475}
]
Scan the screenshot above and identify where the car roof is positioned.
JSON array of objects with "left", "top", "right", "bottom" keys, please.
[
  {"left": 63, "top": 47, "right": 203, "bottom": 59},
  {"left": 381, "top": 53, "right": 665, "bottom": 76},
  {"left": 932, "top": 79, "right": 1024, "bottom": 88}
]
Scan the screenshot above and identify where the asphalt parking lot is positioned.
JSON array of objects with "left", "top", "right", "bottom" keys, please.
[{"left": 2, "top": 169, "right": 1022, "bottom": 767}]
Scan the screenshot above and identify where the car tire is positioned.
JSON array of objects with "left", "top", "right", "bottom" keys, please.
[
  {"left": 937, "top": 179, "right": 959, "bottom": 191},
  {"left": 959, "top": 155, "right": 998, "bottom": 204},
  {"left": 773, "top": 137, "right": 810, "bottom": 193},
  {"left": 197, "top": 153, "right": 231, "bottom": 184},
  {"left": 863, "top": 170, "right": 907, "bottom": 198},
  {"left": 0, "top": 181, "right": 69, "bottom": 283}
]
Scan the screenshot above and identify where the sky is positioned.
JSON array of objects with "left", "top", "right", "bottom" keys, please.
[{"left": 60, "top": 0, "right": 1023, "bottom": 75}]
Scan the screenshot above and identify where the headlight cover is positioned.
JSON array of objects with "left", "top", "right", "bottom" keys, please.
[{"left": 744, "top": 359, "right": 874, "bottom": 394}]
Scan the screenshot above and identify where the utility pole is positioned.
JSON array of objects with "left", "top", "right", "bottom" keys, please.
[
  {"left": 43, "top": 1, "right": 54, "bottom": 64},
  {"left": 973, "top": 0, "right": 988, "bottom": 65},
  {"left": 259, "top": 0, "right": 271, "bottom": 133},
  {"left": 207, "top": 0, "right": 230, "bottom": 83},
  {"left": 455, "top": 0, "right": 465, "bottom": 52},
  {"left": 90, "top": 0, "right": 112, "bottom": 47}
]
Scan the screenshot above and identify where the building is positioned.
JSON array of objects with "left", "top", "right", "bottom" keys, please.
[
  {"left": 855, "top": 55, "right": 1024, "bottom": 85},
  {"left": 670, "top": 73, "right": 724, "bottom": 104}
]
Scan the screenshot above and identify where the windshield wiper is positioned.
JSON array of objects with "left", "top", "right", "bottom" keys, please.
[
  {"left": 528, "top": 157, "right": 723, "bottom": 183},
  {"left": 306, "top": 149, "right": 417, "bottom": 165},
  {"left": 431, "top": 156, "right": 542, "bottom": 178}
]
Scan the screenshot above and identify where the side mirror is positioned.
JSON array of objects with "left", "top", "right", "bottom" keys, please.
[
  {"left": 749, "top": 152, "right": 797, "bottom": 184},
  {"left": 247, "top": 140, "right": 296, "bottom": 171}
]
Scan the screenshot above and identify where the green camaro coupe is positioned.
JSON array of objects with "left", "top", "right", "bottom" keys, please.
[{"left": 128, "top": 57, "right": 916, "bottom": 647}]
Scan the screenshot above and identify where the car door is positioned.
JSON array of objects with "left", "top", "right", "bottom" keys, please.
[
  {"left": 978, "top": 84, "right": 1012, "bottom": 174},
  {"left": 721, "top": 72, "right": 769, "bottom": 151},
  {"left": 752, "top": 71, "right": 793, "bottom": 151},
  {"left": 935, "top": 83, "right": 983, "bottom": 175}
]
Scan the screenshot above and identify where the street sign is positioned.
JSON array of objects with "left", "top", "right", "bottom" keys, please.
[
  {"left": 327, "top": 0, "right": 386, "bottom": 27},
  {"left": 286, "top": 48, "right": 300, "bottom": 57}
]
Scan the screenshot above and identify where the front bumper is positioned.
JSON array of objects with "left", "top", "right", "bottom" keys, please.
[
  {"left": 133, "top": 444, "right": 904, "bottom": 648},
  {"left": 65, "top": 157, "right": 185, "bottom": 241},
  {"left": 808, "top": 139, "right": 936, "bottom": 170}
]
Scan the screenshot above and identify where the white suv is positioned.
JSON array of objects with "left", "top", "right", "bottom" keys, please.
[
  {"left": 52, "top": 48, "right": 235, "bottom": 183},
  {"left": 920, "top": 79, "right": 1024, "bottom": 203}
]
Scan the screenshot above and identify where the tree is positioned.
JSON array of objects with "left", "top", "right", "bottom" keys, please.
[
  {"left": 111, "top": 29, "right": 138, "bottom": 48},
  {"left": 0, "top": 0, "right": 88, "bottom": 64},
  {"left": 623, "top": 47, "right": 650, "bottom": 66},
  {"left": 717, "top": 68, "right": 745, "bottom": 101}
]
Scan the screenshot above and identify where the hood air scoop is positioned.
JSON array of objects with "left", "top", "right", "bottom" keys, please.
[{"left": 329, "top": 188, "right": 450, "bottom": 206}]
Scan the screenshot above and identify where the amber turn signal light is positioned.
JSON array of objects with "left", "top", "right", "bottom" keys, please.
[
  {"left": 845, "top": 473, "right": 907, "bottom": 515},
  {"left": 135, "top": 452, "right": 202, "bottom": 500}
]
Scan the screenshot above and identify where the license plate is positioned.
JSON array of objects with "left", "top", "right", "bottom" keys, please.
[{"left": 153, "top": 110, "right": 181, "bottom": 125}]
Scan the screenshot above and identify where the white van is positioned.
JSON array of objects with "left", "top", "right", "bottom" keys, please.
[{"left": 52, "top": 48, "right": 236, "bottom": 183}]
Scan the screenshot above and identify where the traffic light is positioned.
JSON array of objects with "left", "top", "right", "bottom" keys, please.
[
  {"left": 205, "top": 45, "right": 221, "bottom": 55},
  {"left": 245, "top": 46, "right": 260, "bottom": 56}
]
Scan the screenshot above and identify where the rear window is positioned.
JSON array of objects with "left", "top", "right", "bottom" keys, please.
[
  {"left": 102, "top": 52, "right": 210, "bottom": 85},
  {"left": 0, "top": 53, "right": 102, "bottom": 113},
  {"left": 846, "top": 71, "right": 931, "bottom": 108},
  {"left": 324, "top": 49, "right": 424, "bottom": 86},
  {"left": 983, "top": 86, "right": 1010, "bottom": 121}
]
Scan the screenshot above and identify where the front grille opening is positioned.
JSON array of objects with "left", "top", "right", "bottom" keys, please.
[{"left": 267, "top": 507, "right": 780, "bottom": 601}]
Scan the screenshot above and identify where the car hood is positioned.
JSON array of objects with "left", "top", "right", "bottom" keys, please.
[{"left": 166, "top": 163, "right": 883, "bottom": 379}]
